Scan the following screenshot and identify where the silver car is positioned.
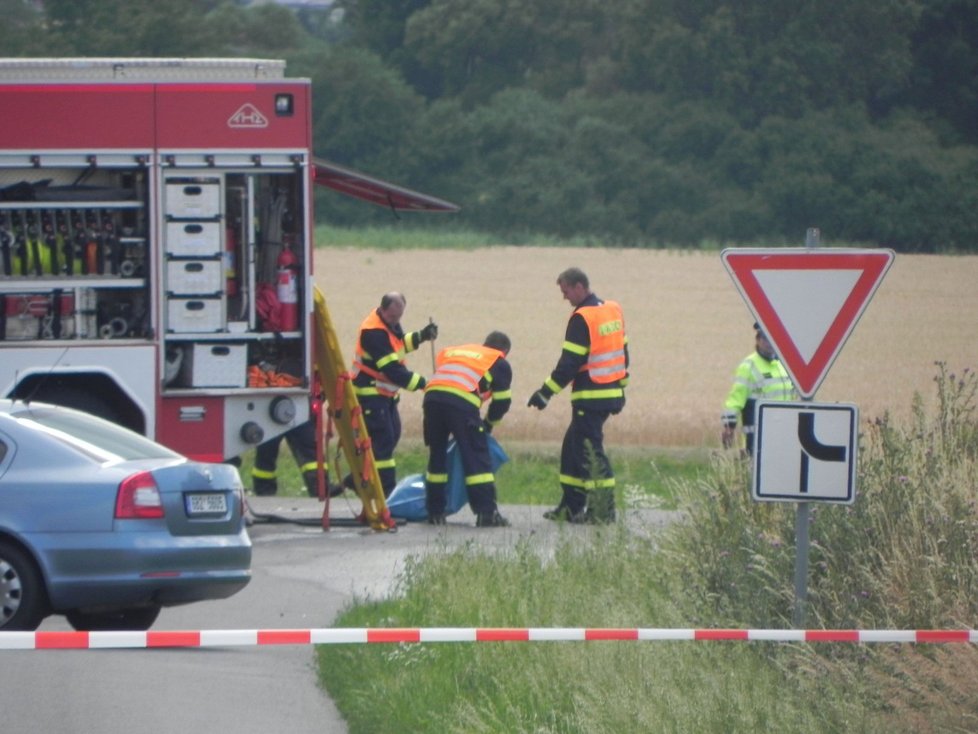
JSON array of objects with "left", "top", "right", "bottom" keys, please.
[{"left": 0, "top": 399, "right": 251, "bottom": 631}]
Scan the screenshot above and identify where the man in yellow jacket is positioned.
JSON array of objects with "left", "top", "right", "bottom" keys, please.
[{"left": 722, "top": 323, "right": 798, "bottom": 455}]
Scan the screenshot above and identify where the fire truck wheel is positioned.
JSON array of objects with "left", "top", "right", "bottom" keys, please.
[{"left": 30, "top": 386, "right": 122, "bottom": 424}]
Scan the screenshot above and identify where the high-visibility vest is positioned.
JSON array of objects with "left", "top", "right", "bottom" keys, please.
[
  {"left": 426, "top": 344, "right": 504, "bottom": 408},
  {"left": 577, "top": 301, "right": 626, "bottom": 384},
  {"left": 352, "top": 310, "right": 406, "bottom": 397},
  {"left": 722, "top": 351, "right": 796, "bottom": 431}
]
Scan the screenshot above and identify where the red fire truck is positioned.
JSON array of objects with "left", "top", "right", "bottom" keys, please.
[{"left": 0, "top": 58, "right": 456, "bottom": 463}]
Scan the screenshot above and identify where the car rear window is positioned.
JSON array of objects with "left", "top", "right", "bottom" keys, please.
[{"left": 14, "top": 406, "right": 182, "bottom": 462}]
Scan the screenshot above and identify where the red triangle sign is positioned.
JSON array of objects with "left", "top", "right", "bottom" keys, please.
[{"left": 722, "top": 248, "right": 894, "bottom": 398}]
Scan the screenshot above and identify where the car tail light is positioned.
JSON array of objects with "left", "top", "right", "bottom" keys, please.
[{"left": 115, "top": 471, "right": 165, "bottom": 519}]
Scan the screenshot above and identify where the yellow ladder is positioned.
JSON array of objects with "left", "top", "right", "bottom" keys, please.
[{"left": 312, "top": 286, "right": 396, "bottom": 531}]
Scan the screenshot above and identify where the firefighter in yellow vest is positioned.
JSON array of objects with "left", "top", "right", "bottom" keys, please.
[
  {"left": 721, "top": 322, "right": 798, "bottom": 455},
  {"left": 349, "top": 291, "right": 437, "bottom": 497},
  {"left": 423, "top": 332, "right": 513, "bottom": 527},
  {"left": 528, "top": 267, "right": 628, "bottom": 523}
]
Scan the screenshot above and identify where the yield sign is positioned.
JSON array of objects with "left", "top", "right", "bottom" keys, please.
[{"left": 721, "top": 248, "right": 894, "bottom": 398}]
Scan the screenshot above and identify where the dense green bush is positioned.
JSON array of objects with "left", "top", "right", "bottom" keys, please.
[{"left": 7, "top": 0, "right": 978, "bottom": 250}]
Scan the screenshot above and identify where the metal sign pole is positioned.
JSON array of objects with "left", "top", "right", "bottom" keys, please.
[
  {"left": 792, "top": 502, "right": 811, "bottom": 627},
  {"left": 724, "top": 233, "right": 890, "bottom": 629},
  {"left": 792, "top": 227, "right": 820, "bottom": 628}
]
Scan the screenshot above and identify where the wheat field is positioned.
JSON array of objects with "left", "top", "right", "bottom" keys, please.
[{"left": 314, "top": 246, "right": 977, "bottom": 448}]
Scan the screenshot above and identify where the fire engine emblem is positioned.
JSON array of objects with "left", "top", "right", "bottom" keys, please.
[{"left": 228, "top": 104, "right": 268, "bottom": 129}]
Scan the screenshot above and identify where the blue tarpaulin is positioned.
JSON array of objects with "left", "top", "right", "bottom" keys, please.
[{"left": 386, "top": 436, "right": 508, "bottom": 521}]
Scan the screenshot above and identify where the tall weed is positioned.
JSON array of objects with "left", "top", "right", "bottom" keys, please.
[
  {"left": 316, "top": 364, "right": 978, "bottom": 732},
  {"left": 664, "top": 363, "right": 978, "bottom": 730},
  {"left": 665, "top": 363, "right": 978, "bottom": 630}
]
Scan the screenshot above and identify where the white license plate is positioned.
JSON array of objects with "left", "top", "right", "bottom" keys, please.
[{"left": 185, "top": 493, "right": 227, "bottom": 515}]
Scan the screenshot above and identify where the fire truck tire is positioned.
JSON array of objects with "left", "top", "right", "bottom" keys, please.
[{"left": 30, "top": 386, "right": 122, "bottom": 424}]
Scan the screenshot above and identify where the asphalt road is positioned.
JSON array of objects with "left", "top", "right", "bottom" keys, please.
[{"left": 0, "top": 497, "right": 676, "bottom": 733}]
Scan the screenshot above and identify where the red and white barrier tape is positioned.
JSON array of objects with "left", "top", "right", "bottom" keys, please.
[{"left": 2, "top": 627, "right": 977, "bottom": 650}]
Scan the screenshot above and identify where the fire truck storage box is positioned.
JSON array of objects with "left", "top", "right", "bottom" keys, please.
[
  {"left": 165, "top": 221, "right": 222, "bottom": 257},
  {"left": 166, "top": 259, "right": 223, "bottom": 295},
  {"left": 180, "top": 343, "right": 247, "bottom": 388},
  {"left": 167, "top": 297, "right": 224, "bottom": 333},
  {"left": 3, "top": 293, "right": 76, "bottom": 340},
  {"left": 164, "top": 181, "right": 221, "bottom": 219}
]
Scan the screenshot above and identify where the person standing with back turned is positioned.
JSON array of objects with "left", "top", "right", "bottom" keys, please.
[
  {"left": 527, "top": 267, "right": 628, "bottom": 523},
  {"left": 423, "top": 331, "right": 513, "bottom": 527}
]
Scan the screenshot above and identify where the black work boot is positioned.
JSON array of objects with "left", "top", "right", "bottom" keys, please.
[
  {"left": 252, "top": 477, "right": 278, "bottom": 496},
  {"left": 585, "top": 488, "right": 617, "bottom": 524},
  {"left": 476, "top": 510, "right": 510, "bottom": 528},
  {"left": 427, "top": 513, "right": 447, "bottom": 526},
  {"left": 302, "top": 472, "right": 346, "bottom": 498},
  {"left": 543, "top": 504, "right": 588, "bottom": 523},
  {"left": 543, "top": 506, "right": 563, "bottom": 521},
  {"left": 543, "top": 504, "right": 570, "bottom": 521}
]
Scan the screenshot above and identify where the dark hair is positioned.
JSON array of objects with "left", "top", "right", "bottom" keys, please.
[
  {"left": 557, "top": 267, "right": 589, "bottom": 289},
  {"left": 484, "top": 330, "right": 511, "bottom": 354}
]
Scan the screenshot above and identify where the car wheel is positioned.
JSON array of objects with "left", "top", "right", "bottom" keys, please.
[
  {"left": 65, "top": 605, "right": 162, "bottom": 631},
  {"left": 0, "top": 541, "right": 48, "bottom": 631}
]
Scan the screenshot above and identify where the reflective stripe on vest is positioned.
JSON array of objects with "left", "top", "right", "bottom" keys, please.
[
  {"left": 352, "top": 310, "right": 406, "bottom": 397},
  {"left": 577, "top": 301, "right": 626, "bottom": 384},
  {"left": 426, "top": 344, "right": 503, "bottom": 408},
  {"left": 738, "top": 353, "right": 794, "bottom": 402}
]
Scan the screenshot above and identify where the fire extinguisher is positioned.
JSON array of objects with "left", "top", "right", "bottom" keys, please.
[
  {"left": 276, "top": 238, "right": 299, "bottom": 332},
  {"left": 224, "top": 224, "right": 238, "bottom": 297}
]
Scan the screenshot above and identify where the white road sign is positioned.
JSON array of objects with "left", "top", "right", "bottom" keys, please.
[
  {"left": 752, "top": 401, "right": 858, "bottom": 504},
  {"left": 721, "top": 248, "right": 894, "bottom": 398}
]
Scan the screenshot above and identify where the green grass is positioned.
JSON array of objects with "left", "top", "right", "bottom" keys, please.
[
  {"left": 238, "top": 438, "right": 709, "bottom": 511},
  {"left": 317, "top": 533, "right": 875, "bottom": 734},
  {"left": 308, "top": 363, "right": 978, "bottom": 733},
  {"left": 314, "top": 224, "right": 603, "bottom": 250}
]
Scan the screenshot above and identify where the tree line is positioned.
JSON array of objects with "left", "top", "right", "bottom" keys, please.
[{"left": 4, "top": 0, "right": 977, "bottom": 252}]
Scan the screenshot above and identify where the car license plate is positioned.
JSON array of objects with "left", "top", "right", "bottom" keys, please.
[{"left": 186, "top": 493, "right": 227, "bottom": 515}]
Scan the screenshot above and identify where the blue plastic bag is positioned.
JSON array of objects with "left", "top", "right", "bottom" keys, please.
[{"left": 386, "top": 435, "right": 509, "bottom": 520}]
